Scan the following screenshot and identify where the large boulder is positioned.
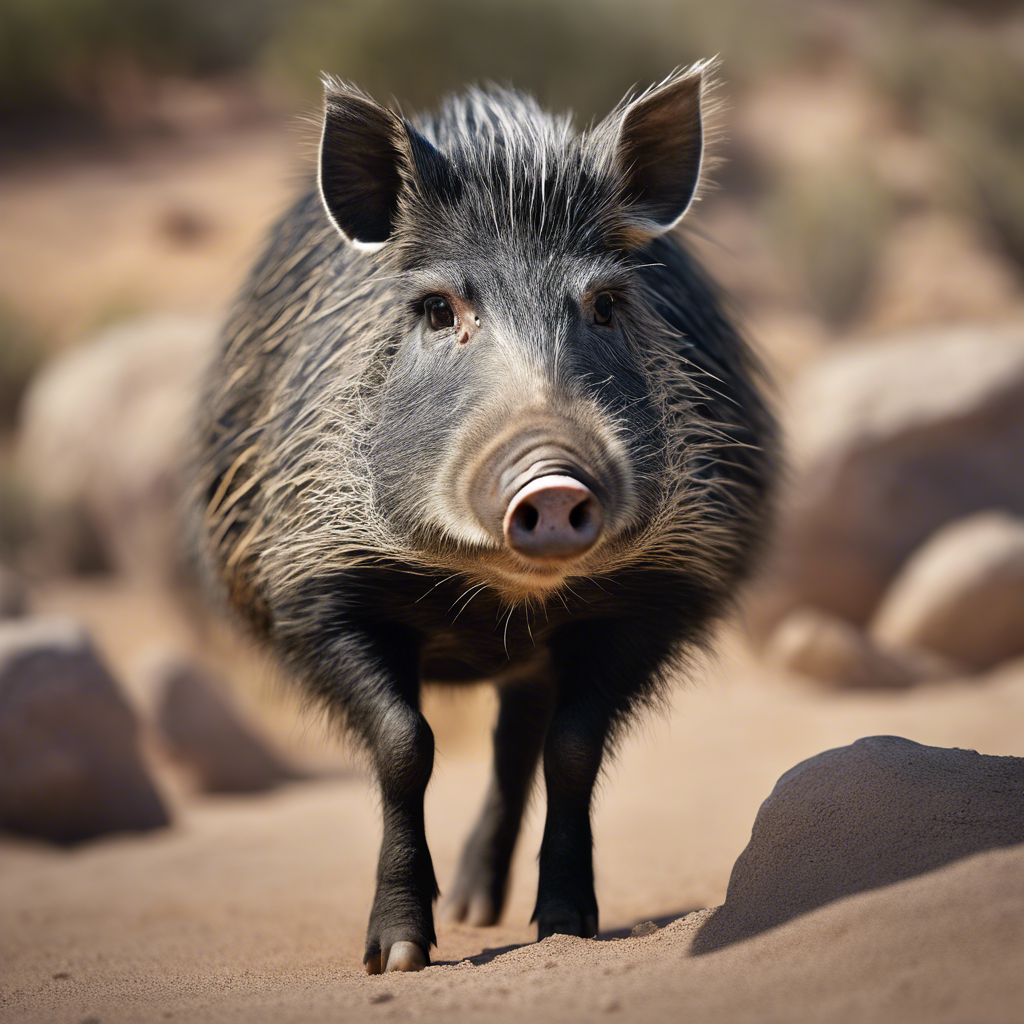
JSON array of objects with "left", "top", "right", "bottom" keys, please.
[
  {"left": 691, "top": 735, "right": 1024, "bottom": 953},
  {"left": 751, "top": 321, "right": 1024, "bottom": 634},
  {"left": 0, "top": 618, "right": 170, "bottom": 843},
  {"left": 766, "top": 606, "right": 962, "bottom": 688},
  {"left": 150, "top": 655, "right": 300, "bottom": 793},
  {"left": 871, "top": 511, "right": 1024, "bottom": 671},
  {"left": 15, "top": 315, "right": 219, "bottom": 582},
  {"left": 0, "top": 564, "right": 26, "bottom": 618}
]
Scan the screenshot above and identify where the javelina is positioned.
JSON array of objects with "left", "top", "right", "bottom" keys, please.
[{"left": 192, "top": 61, "right": 776, "bottom": 973}]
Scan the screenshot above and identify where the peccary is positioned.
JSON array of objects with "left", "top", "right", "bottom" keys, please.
[{"left": 192, "top": 61, "right": 776, "bottom": 973}]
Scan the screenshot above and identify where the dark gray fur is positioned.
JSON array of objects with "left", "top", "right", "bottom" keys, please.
[{"left": 191, "top": 66, "right": 777, "bottom": 971}]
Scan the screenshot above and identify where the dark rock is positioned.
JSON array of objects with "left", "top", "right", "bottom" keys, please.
[
  {"left": 0, "top": 618, "right": 169, "bottom": 843},
  {"left": 692, "top": 735, "right": 1024, "bottom": 953},
  {"left": 151, "top": 656, "right": 299, "bottom": 794}
]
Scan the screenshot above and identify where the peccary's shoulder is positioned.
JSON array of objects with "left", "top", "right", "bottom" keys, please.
[
  {"left": 637, "top": 235, "right": 761, "bottom": 392},
  {"left": 637, "top": 233, "right": 777, "bottom": 548}
]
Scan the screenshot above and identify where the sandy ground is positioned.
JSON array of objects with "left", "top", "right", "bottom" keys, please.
[
  {"left": 0, "top": 123, "right": 299, "bottom": 347},
  {"left": 2, "top": 612, "right": 1023, "bottom": 1024}
]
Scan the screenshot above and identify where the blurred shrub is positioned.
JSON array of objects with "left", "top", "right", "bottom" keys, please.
[
  {"left": 763, "top": 162, "right": 892, "bottom": 329},
  {"left": 0, "top": 0, "right": 280, "bottom": 116},
  {"left": 261, "top": 0, "right": 802, "bottom": 118},
  {"left": 0, "top": 0, "right": 804, "bottom": 124},
  {"left": 0, "top": 298, "right": 45, "bottom": 430},
  {"left": 869, "top": 9, "right": 1024, "bottom": 270},
  {"left": 936, "top": 44, "right": 1024, "bottom": 270}
]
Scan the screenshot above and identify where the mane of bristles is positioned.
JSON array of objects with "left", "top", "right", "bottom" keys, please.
[{"left": 377, "top": 84, "right": 620, "bottom": 268}]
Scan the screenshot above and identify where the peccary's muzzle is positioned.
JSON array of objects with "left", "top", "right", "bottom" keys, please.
[
  {"left": 503, "top": 475, "right": 604, "bottom": 561},
  {"left": 468, "top": 421, "right": 615, "bottom": 565}
]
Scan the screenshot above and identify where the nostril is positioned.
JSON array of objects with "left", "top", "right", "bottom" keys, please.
[
  {"left": 568, "top": 500, "right": 589, "bottom": 531},
  {"left": 518, "top": 503, "right": 540, "bottom": 532},
  {"left": 503, "top": 474, "right": 605, "bottom": 562}
]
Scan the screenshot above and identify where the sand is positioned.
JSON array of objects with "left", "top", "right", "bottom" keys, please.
[{"left": 2, "top": 629, "right": 1024, "bottom": 1023}]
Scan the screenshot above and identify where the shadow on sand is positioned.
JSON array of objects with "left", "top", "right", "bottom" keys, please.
[{"left": 437, "top": 909, "right": 700, "bottom": 968}]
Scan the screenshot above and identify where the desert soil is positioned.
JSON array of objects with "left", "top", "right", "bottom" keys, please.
[{"left": 2, "top": 603, "right": 1023, "bottom": 1024}]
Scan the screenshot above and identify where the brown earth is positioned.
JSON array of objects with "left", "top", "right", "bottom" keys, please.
[
  {"left": 2, "top": 582, "right": 1023, "bottom": 1023},
  {"left": 0, "top": 122, "right": 299, "bottom": 349}
]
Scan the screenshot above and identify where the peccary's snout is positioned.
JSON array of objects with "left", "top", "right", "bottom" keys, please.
[{"left": 503, "top": 475, "right": 604, "bottom": 562}]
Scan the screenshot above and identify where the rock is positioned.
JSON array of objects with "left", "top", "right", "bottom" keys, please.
[
  {"left": 767, "top": 607, "right": 963, "bottom": 688},
  {"left": 0, "top": 564, "right": 27, "bottom": 618},
  {"left": 629, "top": 921, "right": 659, "bottom": 938},
  {"left": 15, "top": 315, "right": 219, "bottom": 582},
  {"left": 861, "top": 212, "right": 1023, "bottom": 333},
  {"left": 0, "top": 618, "right": 169, "bottom": 843},
  {"left": 751, "top": 321, "right": 1024, "bottom": 635},
  {"left": 151, "top": 656, "right": 299, "bottom": 793},
  {"left": 691, "top": 736, "right": 1024, "bottom": 954},
  {"left": 871, "top": 511, "right": 1024, "bottom": 671}
]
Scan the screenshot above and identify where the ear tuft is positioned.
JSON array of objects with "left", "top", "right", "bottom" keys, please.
[
  {"left": 612, "top": 61, "right": 715, "bottom": 238},
  {"left": 318, "top": 80, "right": 409, "bottom": 249}
]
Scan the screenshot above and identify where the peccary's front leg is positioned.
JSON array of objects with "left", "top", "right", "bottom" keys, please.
[
  {"left": 444, "top": 669, "right": 555, "bottom": 926},
  {"left": 287, "top": 615, "right": 437, "bottom": 973},
  {"left": 532, "top": 698, "right": 607, "bottom": 939},
  {"left": 534, "top": 620, "right": 664, "bottom": 941},
  {"left": 362, "top": 691, "right": 438, "bottom": 974}
]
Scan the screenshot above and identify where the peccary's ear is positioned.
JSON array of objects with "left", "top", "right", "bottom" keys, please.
[
  {"left": 611, "top": 63, "right": 710, "bottom": 238},
  {"left": 318, "top": 81, "right": 419, "bottom": 251}
]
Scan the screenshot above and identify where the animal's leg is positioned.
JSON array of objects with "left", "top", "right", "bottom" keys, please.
[
  {"left": 328, "top": 634, "right": 436, "bottom": 975},
  {"left": 360, "top": 682, "right": 437, "bottom": 973},
  {"left": 533, "top": 621, "right": 662, "bottom": 941},
  {"left": 443, "top": 672, "right": 555, "bottom": 926},
  {"left": 531, "top": 697, "right": 607, "bottom": 939}
]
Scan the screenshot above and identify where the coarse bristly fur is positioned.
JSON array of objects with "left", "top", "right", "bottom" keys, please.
[{"left": 189, "top": 60, "right": 777, "bottom": 972}]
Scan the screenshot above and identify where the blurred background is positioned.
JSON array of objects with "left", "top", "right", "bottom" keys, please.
[
  {"left": 1, "top": 0, "right": 1024, "bottom": 838},
  {"left": 3, "top": 5, "right": 1024, "bottom": 1017}
]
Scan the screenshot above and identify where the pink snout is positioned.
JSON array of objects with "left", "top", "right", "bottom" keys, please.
[{"left": 503, "top": 475, "right": 604, "bottom": 562}]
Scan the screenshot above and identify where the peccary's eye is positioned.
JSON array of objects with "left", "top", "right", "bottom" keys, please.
[
  {"left": 424, "top": 295, "right": 456, "bottom": 331},
  {"left": 593, "top": 292, "right": 615, "bottom": 326}
]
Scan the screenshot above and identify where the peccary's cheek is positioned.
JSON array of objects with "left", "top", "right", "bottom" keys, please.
[{"left": 367, "top": 332, "right": 482, "bottom": 529}]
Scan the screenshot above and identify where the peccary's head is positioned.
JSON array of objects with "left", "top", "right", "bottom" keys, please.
[{"left": 318, "top": 65, "right": 717, "bottom": 599}]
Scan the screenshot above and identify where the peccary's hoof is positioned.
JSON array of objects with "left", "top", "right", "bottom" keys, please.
[
  {"left": 441, "top": 890, "right": 500, "bottom": 927},
  {"left": 364, "top": 941, "right": 429, "bottom": 974},
  {"left": 385, "top": 941, "right": 428, "bottom": 972},
  {"left": 536, "top": 902, "right": 598, "bottom": 941},
  {"left": 441, "top": 857, "right": 505, "bottom": 925}
]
